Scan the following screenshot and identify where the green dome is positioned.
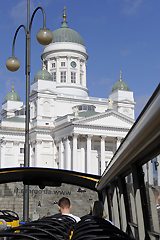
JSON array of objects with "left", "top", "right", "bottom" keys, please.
[
  {"left": 52, "top": 26, "right": 84, "bottom": 46},
  {"left": 34, "top": 68, "right": 52, "bottom": 82},
  {"left": 52, "top": 8, "right": 84, "bottom": 46},
  {"left": 5, "top": 85, "right": 20, "bottom": 101},
  {"left": 112, "top": 71, "right": 130, "bottom": 92}
]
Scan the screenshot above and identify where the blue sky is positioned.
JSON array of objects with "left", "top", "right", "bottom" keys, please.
[{"left": 0, "top": 0, "right": 160, "bottom": 118}]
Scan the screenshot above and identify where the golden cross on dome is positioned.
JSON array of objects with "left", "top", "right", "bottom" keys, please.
[{"left": 63, "top": 6, "right": 67, "bottom": 23}]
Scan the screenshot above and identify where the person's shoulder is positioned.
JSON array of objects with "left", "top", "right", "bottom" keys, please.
[
  {"left": 68, "top": 214, "right": 81, "bottom": 222},
  {"left": 106, "top": 219, "right": 114, "bottom": 225},
  {"left": 51, "top": 213, "right": 62, "bottom": 218},
  {"left": 80, "top": 214, "right": 92, "bottom": 221}
]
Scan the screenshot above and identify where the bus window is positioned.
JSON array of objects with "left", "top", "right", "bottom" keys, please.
[
  {"left": 125, "top": 174, "right": 137, "bottom": 225},
  {"left": 142, "top": 154, "right": 160, "bottom": 233}
]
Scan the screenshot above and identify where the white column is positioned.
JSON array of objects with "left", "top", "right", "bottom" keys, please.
[
  {"left": 116, "top": 137, "right": 122, "bottom": 150},
  {"left": 59, "top": 140, "right": 64, "bottom": 169},
  {"left": 77, "top": 58, "right": 80, "bottom": 85},
  {"left": 34, "top": 141, "right": 38, "bottom": 167},
  {"left": 30, "top": 141, "right": 35, "bottom": 167},
  {"left": 80, "top": 137, "right": 86, "bottom": 172},
  {"left": 65, "top": 137, "right": 71, "bottom": 170},
  {"left": 56, "top": 57, "right": 60, "bottom": 83},
  {"left": 100, "top": 136, "right": 106, "bottom": 174},
  {"left": 53, "top": 141, "right": 57, "bottom": 168},
  {"left": 47, "top": 60, "right": 50, "bottom": 71},
  {"left": 67, "top": 56, "right": 70, "bottom": 83},
  {"left": 83, "top": 61, "right": 87, "bottom": 87},
  {"left": 0, "top": 140, "right": 5, "bottom": 168},
  {"left": 72, "top": 134, "right": 78, "bottom": 171},
  {"left": 86, "top": 135, "right": 92, "bottom": 173},
  {"left": 35, "top": 140, "right": 42, "bottom": 167},
  {"left": 14, "top": 142, "right": 20, "bottom": 167}
]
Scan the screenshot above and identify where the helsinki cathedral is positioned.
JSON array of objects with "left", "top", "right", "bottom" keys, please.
[{"left": 0, "top": 9, "right": 135, "bottom": 175}]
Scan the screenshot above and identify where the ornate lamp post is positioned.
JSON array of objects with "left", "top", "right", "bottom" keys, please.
[{"left": 6, "top": 0, "right": 52, "bottom": 221}]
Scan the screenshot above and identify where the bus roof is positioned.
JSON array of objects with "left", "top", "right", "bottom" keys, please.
[{"left": 0, "top": 167, "right": 100, "bottom": 191}]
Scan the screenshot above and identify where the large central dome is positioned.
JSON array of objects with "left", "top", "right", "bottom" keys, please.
[
  {"left": 41, "top": 7, "right": 88, "bottom": 98},
  {"left": 52, "top": 8, "right": 84, "bottom": 46}
]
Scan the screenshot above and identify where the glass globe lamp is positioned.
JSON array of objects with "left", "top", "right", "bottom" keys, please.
[
  {"left": 36, "top": 28, "right": 53, "bottom": 45},
  {"left": 6, "top": 57, "right": 20, "bottom": 72}
]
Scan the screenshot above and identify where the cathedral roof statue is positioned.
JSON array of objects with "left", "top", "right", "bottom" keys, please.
[
  {"left": 34, "top": 62, "right": 52, "bottom": 82},
  {"left": 112, "top": 70, "right": 130, "bottom": 92},
  {"left": 52, "top": 7, "right": 85, "bottom": 46},
  {"left": 5, "top": 84, "right": 20, "bottom": 101}
]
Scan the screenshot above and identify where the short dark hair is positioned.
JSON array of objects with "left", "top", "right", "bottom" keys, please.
[
  {"left": 58, "top": 197, "right": 70, "bottom": 209},
  {"left": 92, "top": 201, "right": 104, "bottom": 218}
]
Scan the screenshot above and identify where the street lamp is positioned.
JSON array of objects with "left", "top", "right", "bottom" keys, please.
[{"left": 6, "top": 0, "right": 52, "bottom": 221}]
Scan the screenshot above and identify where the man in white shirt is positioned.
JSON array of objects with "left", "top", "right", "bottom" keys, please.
[{"left": 56, "top": 197, "right": 80, "bottom": 222}]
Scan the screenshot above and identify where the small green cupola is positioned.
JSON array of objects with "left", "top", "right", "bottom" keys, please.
[
  {"left": 5, "top": 85, "right": 20, "bottom": 101},
  {"left": 112, "top": 70, "right": 130, "bottom": 92},
  {"left": 34, "top": 62, "right": 52, "bottom": 82},
  {"left": 52, "top": 7, "right": 85, "bottom": 46}
]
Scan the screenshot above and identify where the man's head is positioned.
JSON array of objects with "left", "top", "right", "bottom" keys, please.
[
  {"left": 58, "top": 197, "right": 71, "bottom": 213},
  {"left": 92, "top": 200, "right": 104, "bottom": 218}
]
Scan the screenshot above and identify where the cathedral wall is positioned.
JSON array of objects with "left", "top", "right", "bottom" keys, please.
[
  {"left": 54, "top": 97, "right": 108, "bottom": 118},
  {"left": 91, "top": 150, "right": 99, "bottom": 175},
  {"left": 0, "top": 136, "right": 25, "bottom": 168},
  {"left": 1, "top": 120, "right": 24, "bottom": 129},
  {"left": 109, "top": 90, "right": 135, "bottom": 119},
  {"left": 109, "top": 90, "right": 134, "bottom": 102},
  {"left": 2, "top": 101, "right": 23, "bottom": 111}
]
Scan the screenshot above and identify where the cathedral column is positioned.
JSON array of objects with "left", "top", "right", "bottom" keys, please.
[
  {"left": 35, "top": 140, "right": 42, "bottom": 167},
  {"left": 86, "top": 135, "right": 92, "bottom": 173},
  {"left": 65, "top": 137, "right": 71, "bottom": 170},
  {"left": 79, "top": 136, "right": 85, "bottom": 172},
  {"left": 0, "top": 139, "right": 6, "bottom": 168},
  {"left": 13, "top": 141, "right": 20, "bottom": 167},
  {"left": 100, "top": 136, "right": 106, "bottom": 174},
  {"left": 31, "top": 142, "right": 36, "bottom": 167},
  {"left": 77, "top": 58, "right": 80, "bottom": 85},
  {"left": 83, "top": 61, "right": 87, "bottom": 87},
  {"left": 53, "top": 141, "right": 58, "bottom": 168},
  {"left": 72, "top": 134, "right": 78, "bottom": 171},
  {"left": 67, "top": 56, "right": 70, "bottom": 83},
  {"left": 59, "top": 140, "right": 64, "bottom": 169},
  {"left": 116, "top": 137, "right": 122, "bottom": 150},
  {"left": 56, "top": 57, "right": 60, "bottom": 83},
  {"left": 46, "top": 59, "right": 49, "bottom": 71}
]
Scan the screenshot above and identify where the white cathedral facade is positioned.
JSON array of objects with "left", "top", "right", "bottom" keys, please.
[{"left": 0, "top": 11, "right": 135, "bottom": 175}]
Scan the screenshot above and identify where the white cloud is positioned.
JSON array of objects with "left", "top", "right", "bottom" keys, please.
[
  {"left": 10, "top": 1, "right": 52, "bottom": 26},
  {"left": 36, "top": 0, "right": 52, "bottom": 7},
  {"left": 91, "top": 77, "right": 113, "bottom": 88},
  {"left": 10, "top": 0, "right": 34, "bottom": 25},
  {"left": 120, "top": 48, "right": 131, "bottom": 57},
  {"left": 122, "top": 0, "right": 143, "bottom": 15}
]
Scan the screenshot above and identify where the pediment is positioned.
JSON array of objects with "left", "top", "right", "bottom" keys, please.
[{"left": 74, "top": 110, "right": 134, "bottom": 129}]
